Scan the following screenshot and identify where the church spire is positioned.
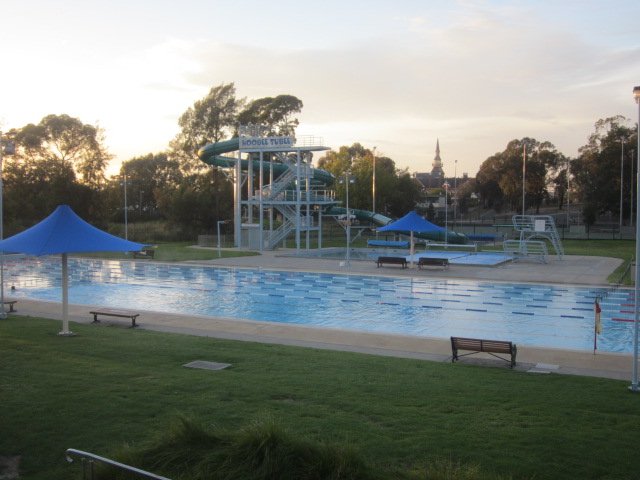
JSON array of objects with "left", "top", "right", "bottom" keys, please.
[
  {"left": 430, "top": 139, "right": 445, "bottom": 187},
  {"left": 432, "top": 139, "right": 443, "bottom": 171}
]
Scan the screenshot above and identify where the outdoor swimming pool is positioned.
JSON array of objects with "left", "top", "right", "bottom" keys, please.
[{"left": 4, "top": 257, "right": 635, "bottom": 353}]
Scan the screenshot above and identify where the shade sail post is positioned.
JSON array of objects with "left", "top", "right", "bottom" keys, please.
[{"left": 57, "top": 253, "right": 75, "bottom": 337}]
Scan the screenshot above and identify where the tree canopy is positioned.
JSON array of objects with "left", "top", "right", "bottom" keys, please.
[
  {"left": 13, "top": 114, "right": 112, "bottom": 187},
  {"left": 317, "top": 143, "right": 424, "bottom": 218},
  {"left": 3, "top": 83, "right": 638, "bottom": 240},
  {"left": 236, "top": 95, "right": 303, "bottom": 136},
  {"left": 572, "top": 116, "right": 636, "bottom": 221},
  {"left": 169, "top": 83, "right": 304, "bottom": 173},
  {"left": 474, "top": 137, "right": 566, "bottom": 214}
]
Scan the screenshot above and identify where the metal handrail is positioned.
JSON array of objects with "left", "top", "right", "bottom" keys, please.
[
  {"left": 595, "top": 256, "right": 633, "bottom": 304},
  {"left": 66, "top": 448, "right": 171, "bottom": 480}
]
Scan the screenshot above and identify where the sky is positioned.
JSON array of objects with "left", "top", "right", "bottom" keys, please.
[{"left": 1, "top": 0, "right": 639, "bottom": 178}]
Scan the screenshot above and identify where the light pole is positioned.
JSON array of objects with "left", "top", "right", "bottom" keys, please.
[
  {"left": 121, "top": 174, "right": 129, "bottom": 241},
  {"left": 372, "top": 146, "right": 377, "bottom": 215},
  {"left": 632, "top": 149, "right": 636, "bottom": 228},
  {"left": 0, "top": 132, "right": 14, "bottom": 320},
  {"left": 522, "top": 145, "right": 526, "bottom": 216},
  {"left": 567, "top": 158, "right": 571, "bottom": 225},
  {"left": 621, "top": 137, "right": 625, "bottom": 229},
  {"left": 453, "top": 160, "right": 458, "bottom": 227},
  {"left": 340, "top": 171, "right": 354, "bottom": 266},
  {"left": 217, "top": 220, "right": 228, "bottom": 257},
  {"left": 443, "top": 181, "right": 450, "bottom": 244},
  {"left": 631, "top": 85, "right": 640, "bottom": 393}
]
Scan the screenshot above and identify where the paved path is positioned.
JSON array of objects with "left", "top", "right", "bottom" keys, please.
[{"left": 10, "top": 248, "right": 638, "bottom": 383}]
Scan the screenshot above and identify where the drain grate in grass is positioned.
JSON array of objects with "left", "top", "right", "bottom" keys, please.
[{"left": 183, "top": 360, "right": 231, "bottom": 371}]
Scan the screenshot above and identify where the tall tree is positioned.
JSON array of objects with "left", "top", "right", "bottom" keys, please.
[
  {"left": 236, "top": 95, "right": 303, "bottom": 136},
  {"left": 13, "top": 114, "right": 112, "bottom": 187},
  {"left": 4, "top": 114, "right": 112, "bottom": 230},
  {"left": 169, "top": 82, "right": 245, "bottom": 173},
  {"left": 156, "top": 169, "right": 233, "bottom": 234},
  {"left": 475, "top": 138, "right": 564, "bottom": 213},
  {"left": 3, "top": 155, "right": 94, "bottom": 233},
  {"left": 572, "top": 116, "right": 636, "bottom": 220},
  {"left": 317, "top": 144, "right": 423, "bottom": 217},
  {"left": 120, "top": 153, "right": 183, "bottom": 219}
]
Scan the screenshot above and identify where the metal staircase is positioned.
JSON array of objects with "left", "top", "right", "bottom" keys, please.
[
  {"left": 512, "top": 215, "right": 564, "bottom": 259},
  {"left": 262, "top": 166, "right": 296, "bottom": 201},
  {"left": 267, "top": 204, "right": 298, "bottom": 248},
  {"left": 233, "top": 131, "right": 336, "bottom": 251}
]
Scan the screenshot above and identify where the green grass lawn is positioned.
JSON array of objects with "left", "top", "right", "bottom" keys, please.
[
  {"left": 1, "top": 317, "right": 639, "bottom": 480},
  {"left": 72, "top": 241, "right": 261, "bottom": 262}
]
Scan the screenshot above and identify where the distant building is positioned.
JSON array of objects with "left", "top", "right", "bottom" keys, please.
[{"left": 414, "top": 139, "right": 445, "bottom": 189}]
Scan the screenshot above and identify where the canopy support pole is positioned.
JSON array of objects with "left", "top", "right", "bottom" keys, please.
[{"left": 58, "top": 253, "right": 74, "bottom": 336}]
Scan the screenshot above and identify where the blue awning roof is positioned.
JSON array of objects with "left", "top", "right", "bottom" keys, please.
[{"left": 0, "top": 205, "right": 146, "bottom": 255}]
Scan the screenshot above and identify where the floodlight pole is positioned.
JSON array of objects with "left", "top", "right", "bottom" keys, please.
[
  {"left": 454, "top": 160, "right": 457, "bottom": 227},
  {"left": 621, "top": 137, "right": 625, "bottom": 230},
  {"left": 345, "top": 170, "right": 353, "bottom": 267},
  {"left": 0, "top": 132, "right": 6, "bottom": 319},
  {"left": 522, "top": 145, "right": 526, "bottom": 216},
  {"left": 631, "top": 149, "right": 635, "bottom": 228},
  {"left": 443, "top": 182, "right": 450, "bottom": 244},
  {"left": 58, "top": 253, "right": 74, "bottom": 336},
  {"left": 217, "top": 220, "right": 228, "bottom": 257},
  {"left": 631, "top": 85, "right": 640, "bottom": 393},
  {"left": 122, "top": 174, "right": 129, "bottom": 241},
  {"left": 567, "top": 158, "right": 571, "bottom": 225},
  {"left": 372, "top": 147, "right": 376, "bottom": 215}
]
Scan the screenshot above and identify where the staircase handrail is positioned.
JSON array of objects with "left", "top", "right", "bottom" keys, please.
[{"left": 66, "top": 448, "right": 171, "bottom": 480}]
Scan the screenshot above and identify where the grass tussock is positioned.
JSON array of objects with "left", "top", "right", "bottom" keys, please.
[
  {"left": 97, "top": 417, "right": 375, "bottom": 480},
  {"left": 96, "top": 417, "right": 518, "bottom": 480}
]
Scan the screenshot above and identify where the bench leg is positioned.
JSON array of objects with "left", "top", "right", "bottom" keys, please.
[
  {"left": 130, "top": 316, "right": 139, "bottom": 328},
  {"left": 92, "top": 314, "right": 101, "bottom": 323}
]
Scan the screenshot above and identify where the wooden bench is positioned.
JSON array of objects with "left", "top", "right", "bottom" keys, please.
[
  {"left": 3, "top": 300, "right": 17, "bottom": 313},
  {"left": 133, "top": 249, "right": 155, "bottom": 259},
  {"left": 376, "top": 256, "right": 407, "bottom": 268},
  {"left": 90, "top": 308, "right": 140, "bottom": 327},
  {"left": 450, "top": 336, "right": 517, "bottom": 368},
  {"left": 418, "top": 257, "right": 449, "bottom": 270}
]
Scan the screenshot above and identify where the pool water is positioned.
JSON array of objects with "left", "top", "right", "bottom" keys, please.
[{"left": 5, "top": 257, "right": 635, "bottom": 353}]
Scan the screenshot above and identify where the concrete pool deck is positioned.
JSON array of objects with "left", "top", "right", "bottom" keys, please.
[{"left": 10, "top": 249, "right": 638, "bottom": 383}]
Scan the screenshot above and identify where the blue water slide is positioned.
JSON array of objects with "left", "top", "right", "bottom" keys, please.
[
  {"left": 323, "top": 206, "right": 467, "bottom": 244},
  {"left": 198, "top": 138, "right": 467, "bottom": 244}
]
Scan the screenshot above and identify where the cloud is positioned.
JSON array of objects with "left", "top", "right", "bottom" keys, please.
[{"left": 4, "top": 0, "right": 638, "bottom": 177}]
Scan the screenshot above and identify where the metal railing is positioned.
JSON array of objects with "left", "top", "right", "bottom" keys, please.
[
  {"left": 595, "top": 256, "right": 633, "bottom": 305},
  {"left": 66, "top": 449, "right": 171, "bottom": 480}
]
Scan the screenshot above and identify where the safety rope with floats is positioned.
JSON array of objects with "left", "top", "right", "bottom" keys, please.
[{"left": 593, "top": 257, "right": 634, "bottom": 353}]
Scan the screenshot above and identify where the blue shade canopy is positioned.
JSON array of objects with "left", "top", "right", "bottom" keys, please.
[
  {"left": 378, "top": 211, "right": 446, "bottom": 233},
  {"left": 0, "top": 205, "right": 146, "bottom": 255}
]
